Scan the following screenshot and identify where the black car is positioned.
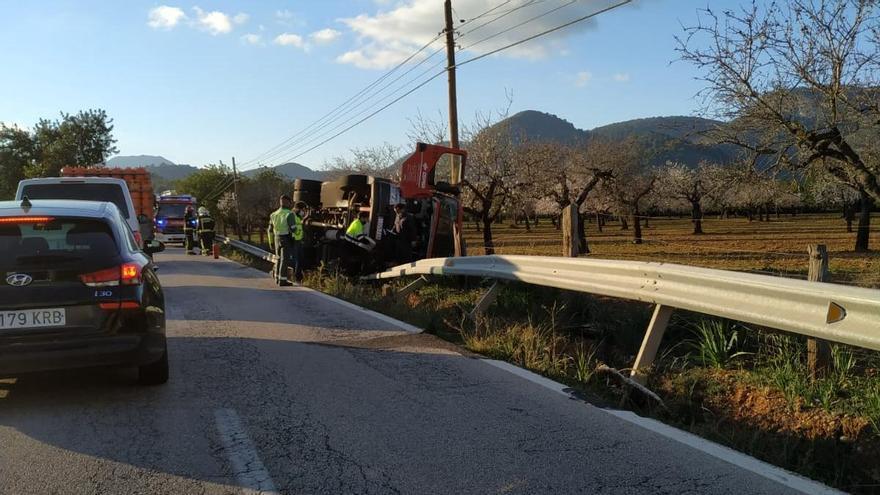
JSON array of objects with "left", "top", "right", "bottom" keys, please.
[{"left": 0, "top": 199, "right": 168, "bottom": 385}]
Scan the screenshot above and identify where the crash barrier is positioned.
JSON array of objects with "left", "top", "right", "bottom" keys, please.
[
  {"left": 365, "top": 256, "right": 880, "bottom": 382},
  {"left": 216, "top": 236, "right": 277, "bottom": 263}
]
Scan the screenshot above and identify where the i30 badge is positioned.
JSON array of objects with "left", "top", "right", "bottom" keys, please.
[{"left": 6, "top": 274, "right": 33, "bottom": 287}]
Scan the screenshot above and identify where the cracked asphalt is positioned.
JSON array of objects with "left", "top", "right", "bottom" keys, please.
[{"left": 0, "top": 248, "right": 808, "bottom": 494}]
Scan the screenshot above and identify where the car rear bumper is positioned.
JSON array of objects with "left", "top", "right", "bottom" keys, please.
[
  {"left": 156, "top": 233, "right": 186, "bottom": 243},
  {"left": 0, "top": 332, "right": 166, "bottom": 376}
]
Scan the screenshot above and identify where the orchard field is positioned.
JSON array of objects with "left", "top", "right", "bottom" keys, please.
[{"left": 462, "top": 213, "right": 880, "bottom": 288}]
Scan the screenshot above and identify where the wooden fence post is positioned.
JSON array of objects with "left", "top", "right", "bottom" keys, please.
[
  {"left": 562, "top": 204, "right": 579, "bottom": 258},
  {"left": 807, "top": 244, "right": 832, "bottom": 379}
]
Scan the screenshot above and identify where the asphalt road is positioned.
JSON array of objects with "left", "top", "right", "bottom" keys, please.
[{"left": 0, "top": 248, "right": 820, "bottom": 494}]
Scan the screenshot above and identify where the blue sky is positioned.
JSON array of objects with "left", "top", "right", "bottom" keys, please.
[{"left": 0, "top": 0, "right": 742, "bottom": 172}]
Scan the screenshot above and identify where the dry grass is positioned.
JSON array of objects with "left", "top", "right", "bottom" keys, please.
[{"left": 463, "top": 213, "right": 880, "bottom": 288}]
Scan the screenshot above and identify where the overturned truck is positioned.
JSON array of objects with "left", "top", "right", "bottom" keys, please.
[{"left": 293, "top": 143, "right": 467, "bottom": 275}]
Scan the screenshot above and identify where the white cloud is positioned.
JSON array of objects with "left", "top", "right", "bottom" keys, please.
[
  {"left": 613, "top": 72, "right": 631, "bottom": 82},
  {"left": 147, "top": 5, "right": 186, "bottom": 30},
  {"left": 233, "top": 13, "right": 249, "bottom": 25},
  {"left": 574, "top": 71, "right": 593, "bottom": 87},
  {"left": 275, "top": 9, "right": 294, "bottom": 20},
  {"left": 193, "top": 7, "right": 233, "bottom": 35},
  {"left": 310, "top": 28, "right": 341, "bottom": 45},
  {"left": 338, "top": 0, "right": 613, "bottom": 70},
  {"left": 241, "top": 33, "right": 262, "bottom": 46},
  {"left": 274, "top": 33, "right": 305, "bottom": 49}
]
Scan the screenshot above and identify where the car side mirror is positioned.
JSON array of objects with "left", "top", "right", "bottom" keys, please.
[
  {"left": 137, "top": 214, "right": 149, "bottom": 224},
  {"left": 144, "top": 239, "right": 165, "bottom": 255}
]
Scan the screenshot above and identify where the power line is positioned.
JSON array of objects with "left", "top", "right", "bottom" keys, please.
[
  {"left": 237, "top": 32, "right": 446, "bottom": 169},
  {"left": 240, "top": 47, "right": 448, "bottom": 172},
  {"left": 458, "top": 0, "right": 542, "bottom": 39},
  {"left": 242, "top": 0, "right": 632, "bottom": 169},
  {"left": 459, "top": 0, "right": 579, "bottom": 52},
  {"left": 457, "top": 0, "right": 632, "bottom": 67}
]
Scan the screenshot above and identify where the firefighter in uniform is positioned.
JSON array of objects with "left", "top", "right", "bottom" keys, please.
[
  {"left": 183, "top": 205, "right": 197, "bottom": 254},
  {"left": 268, "top": 195, "right": 297, "bottom": 286},
  {"left": 197, "top": 206, "right": 216, "bottom": 256}
]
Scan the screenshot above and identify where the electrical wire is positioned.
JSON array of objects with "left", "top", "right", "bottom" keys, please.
[{"left": 236, "top": 32, "right": 446, "bottom": 169}]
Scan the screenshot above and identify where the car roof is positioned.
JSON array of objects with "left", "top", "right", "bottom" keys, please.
[
  {"left": 0, "top": 199, "right": 118, "bottom": 220},
  {"left": 18, "top": 177, "right": 128, "bottom": 185}
]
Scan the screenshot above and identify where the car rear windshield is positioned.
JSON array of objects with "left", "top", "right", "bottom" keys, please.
[
  {"left": 157, "top": 203, "right": 189, "bottom": 217},
  {"left": 21, "top": 184, "right": 131, "bottom": 219},
  {"left": 0, "top": 217, "right": 119, "bottom": 271}
]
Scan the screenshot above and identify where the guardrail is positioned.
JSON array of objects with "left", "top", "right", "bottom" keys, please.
[
  {"left": 366, "top": 255, "right": 880, "bottom": 381},
  {"left": 216, "top": 235, "right": 277, "bottom": 263}
]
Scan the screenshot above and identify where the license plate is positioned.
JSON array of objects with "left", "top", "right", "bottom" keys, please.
[{"left": 0, "top": 308, "right": 66, "bottom": 330}]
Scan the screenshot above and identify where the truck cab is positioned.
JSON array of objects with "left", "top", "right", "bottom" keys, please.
[{"left": 153, "top": 194, "right": 197, "bottom": 245}]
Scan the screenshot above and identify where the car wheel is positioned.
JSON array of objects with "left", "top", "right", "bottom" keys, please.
[{"left": 138, "top": 344, "right": 169, "bottom": 385}]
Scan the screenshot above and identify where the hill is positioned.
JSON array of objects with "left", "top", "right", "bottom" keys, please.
[
  {"left": 493, "top": 111, "right": 740, "bottom": 167},
  {"left": 502, "top": 110, "right": 587, "bottom": 145},
  {"left": 243, "top": 162, "right": 324, "bottom": 181},
  {"left": 107, "top": 155, "right": 176, "bottom": 168}
]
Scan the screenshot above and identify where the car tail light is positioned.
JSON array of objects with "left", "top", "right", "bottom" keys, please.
[
  {"left": 80, "top": 263, "right": 142, "bottom": 287},
  {"left": 0, "top": 216, "right": 55, "bottom": 224}
]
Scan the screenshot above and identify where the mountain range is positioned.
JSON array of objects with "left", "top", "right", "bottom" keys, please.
[{"left": 107, "top": 110, "right": 740, "bottom": 185}]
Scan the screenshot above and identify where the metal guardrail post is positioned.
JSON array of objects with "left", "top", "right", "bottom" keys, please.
[
  {"left": 398, "top": 276, "right": 429, "bottom": 298},
  {"left": 469, "top": 282, "right": 501, "bottom": 320},
  {"left": 630, "top": 304, "right": 675, "bottom": 385}
]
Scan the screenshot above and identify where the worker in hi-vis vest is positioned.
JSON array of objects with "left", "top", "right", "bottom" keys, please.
[
  {"left": 267, "top": 195, "right": 298, "bottom": 286},
  {"left": 345, "top": 211, "right": 370, "bottom": 239},
  {"left": 290, "top": 201, "right": 307, "bottom": 283}
]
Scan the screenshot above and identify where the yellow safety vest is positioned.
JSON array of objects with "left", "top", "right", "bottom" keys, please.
[
  {"left": 269, "top": 207, "right": 292, "bottom": 236},
  {"left": 346, "top": 219, "right": 364, "bottom": 237},
  {"left": 292, "top": 213, "right": 304, "bottom": 241}
]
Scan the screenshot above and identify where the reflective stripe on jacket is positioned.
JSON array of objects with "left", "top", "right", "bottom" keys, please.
[{"left": 292, "top": 213, "right": 304, "bottom": 241}]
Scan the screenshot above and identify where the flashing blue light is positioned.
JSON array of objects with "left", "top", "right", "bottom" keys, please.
[{"left": 157, "top": 219, "right": 167, "bottom": 226}]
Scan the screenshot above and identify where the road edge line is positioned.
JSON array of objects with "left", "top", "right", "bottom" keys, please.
[
  {"left": 213, "top": 408, "right": 280, "bottom": 495},
  {"left": 481, "top": 359, "right": 842, "bottom": 495},
  {"left": 218, "top": 255, "right": 422, "bottom": 334}
]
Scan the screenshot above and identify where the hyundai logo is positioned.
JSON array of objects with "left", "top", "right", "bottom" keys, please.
[{"left": 5, "top": 273, "right": 33, "bottom": 287}]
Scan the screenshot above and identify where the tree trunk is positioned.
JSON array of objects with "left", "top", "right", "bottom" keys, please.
[
  {"left": 620, "top": 216, "right": 629, "bottom": 230},
  {"left": 747, "top": 209, "right": 754, "bottom": 222},
  {"left": 855, "top": 190, "right": 872, "bottom": 252},
  {"left": 523, "top": 211, "right": 531, "bottom": 232},
  {"left": 844, "top": 203, "right": 855, "bottom": 233},
  {"left": 632, "top": 212, "right": 643, "bottom": 244},
  {"left": 482, "top": 218, "right": 495, "bottom": 255},
  {"left": 643, "top": 215, "right": 650, "bottom": 228},
  {"left": 577, "top": 213, "right": 589, "bottom": 254},
  {"left": 691, "top": 200, "right": 704, "bottom": 235},
  {"left": 596, "top": 212, "right": 603, "bottom": 233}
]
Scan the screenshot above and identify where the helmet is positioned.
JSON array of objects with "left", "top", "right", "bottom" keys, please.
[
  {"left": 198, "top": 206, "right": 209, "bottom": 216},
  {"left": 185, "top": 205, "right": 194, "bottom": 213}
]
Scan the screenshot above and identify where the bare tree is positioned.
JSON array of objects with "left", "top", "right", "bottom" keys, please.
[
  {"left": 600, "top": 153, "right": 658, "bottom": 245},
  {"left": 322, "top": 143, "right": 402, "bottom": 181},
  {"left": 678, "top": 0, "right": 880, "bottom": 250},
  {"left": 461, "top": 111, "right": 519, "bottom": 255},
  {"left": 657, "top": 161, "right": 729, "bottom": 234}
]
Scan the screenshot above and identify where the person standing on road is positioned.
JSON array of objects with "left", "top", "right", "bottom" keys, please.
[
  {"left": 290, "top": 201, "right": 307, "bottom": 283},
  {"left": 196, "top": 206, "right": 216, "bottom": 257},
  {"left": 183, "top": 205, "right": 197, "bottom": 255},
  {"left": 268, "top": 195, "right": 297, "bottom": 286},
  {"left": 392, "top": 202, "right": 417, "bottom": 264}
]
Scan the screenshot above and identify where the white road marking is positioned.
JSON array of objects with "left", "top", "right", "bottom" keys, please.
[
  {"left": 295, "top": 285, "right": 423, "bottom": 334},
  {"left": 482, "top": 359, "right": 842, "bottom": 495},
  {"left": 214, "top": 408, "right": 280, "bottom": 495},
  {"left": 218, "top": 255, "right": 422, "bottom": 334}
]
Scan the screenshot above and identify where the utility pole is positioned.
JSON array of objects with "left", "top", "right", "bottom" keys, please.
[
  {"left": 232, "top": 157, "right": 244, "bottom": 239},
  {"left": 444, "top": 0, "right": 465, "bottom": 257},
  {"left": 444, "top": 0, "right": 460, "bottom": 163}
]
